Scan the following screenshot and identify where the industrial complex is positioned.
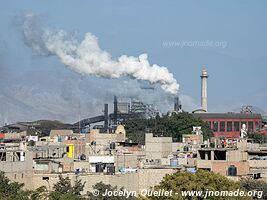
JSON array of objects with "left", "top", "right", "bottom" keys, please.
[{"left": 0, "top": 69, "right": 267, "bottom": 195}]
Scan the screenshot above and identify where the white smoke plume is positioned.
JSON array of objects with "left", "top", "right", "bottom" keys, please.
[{"left": 18, "top": 12, "right": 179, "bottom": 94}]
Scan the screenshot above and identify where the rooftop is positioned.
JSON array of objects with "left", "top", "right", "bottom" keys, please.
[{"left": 192, "top": 113, "right": 262, "bottom": 119}]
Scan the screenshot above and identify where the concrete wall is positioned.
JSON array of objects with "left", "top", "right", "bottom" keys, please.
[
  {"left": 197, "top": 160, "right": 212, "bottom": 169},
  {"left": 248, "top": 160, "right": 267, "bottom": 168},
  {"left": 88, "top": 129, "right": 126, "bottom": 154},
  {"left": 145, "top": 133, "right": 172, "bottom": 159},
  {"left": 3, "top": 151, "right": 34, "bottom": 183},
  {"left": 198, "top": 148, "right": 247, "bottom": 162},
  {"left": 178, "top": 158, "right": 197, "bottom": 166},
  {"left": 248, "top": 160, "right": 267, "bottom": 178},
  {"left": 115, "top": 154, "right": 138, "bottom": 169},
  {"left": 197, "top": 160, "right": 249, "bottom": 176},
  {"left": 172, "top": 143, "right": 184, "bottom": 152},
  {"left": 227, "top": 150, "right": 248, "bottom": 162},
  {"left": 1, "top": 151, "right": 33, "bottom": 173},
  {"left": 12, "top": 168, "right": 176, "bottom": 194},
  {"left": 73, "top": 161, "right": 90, "bottom": 173},
  {"left": 4, "top": 131, "right": 26, "bottom": 139}
]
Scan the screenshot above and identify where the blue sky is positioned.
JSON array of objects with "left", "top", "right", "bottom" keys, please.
[{"left": 0, "top": 1, "right": 266, "bottom": 124}]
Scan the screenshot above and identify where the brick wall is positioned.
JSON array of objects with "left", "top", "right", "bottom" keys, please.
[{"left": 212, "top": 161, "right": 249, "bottom": 176}]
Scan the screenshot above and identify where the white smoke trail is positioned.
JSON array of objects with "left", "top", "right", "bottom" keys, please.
[{"left": 19, "top": 12, "right": 179, "bottom": 94}]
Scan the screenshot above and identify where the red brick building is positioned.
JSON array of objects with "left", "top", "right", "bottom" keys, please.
[{"left": 193, "top": 113, "right": 263, "bottom": 138}]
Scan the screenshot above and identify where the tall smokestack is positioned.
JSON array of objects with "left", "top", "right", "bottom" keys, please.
[
  {"left": 114, "top": 96, "right": 118, "bottom": 125},
  {"left": 174, "top": 96, "right": 182, "bottom": 112},
  {"left": 200, "top": 68, "right": 208, "bottom": 112},
  {"left": 104, "top": 104, "right": 108, "bottom": 130}
]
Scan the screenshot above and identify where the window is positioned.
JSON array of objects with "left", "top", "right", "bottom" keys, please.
[
  {"left": 234, "top": 122, "right": 240, "bottom": 132},
  {"left": 248, "top": 122, "right": 254, "bottom": 132},
  {"left": 213, "top": 121, "right": 218, "bottom": 132},
  {"left": 199, "top": 151, "right": 211, "bottom": 160},
  {"left": 199, "top": 168, "right": 211, "bottom": 171},
  {"left": 0, "top": 152, "right": 6, "bottom": 161},
  {"left": 220, "top": 122, "right": 225, "bottom": 132},
  {"left": 199, "top": 151, "right": 205, "bottom": 160},
  {"left": 255, "top": 121, "right": 260, "bottom": 131},
  {"left": 206, "top": 121, "right": 211, "bottom": 129},
  {"left": 207, "top": 151, "right": 211, "bottom": 160},
  {"left": 214, "top": 151, "right": 226, "bottom": 160},
  {"left": 227, "top": 122, "right": 233, "bottom": 132}
]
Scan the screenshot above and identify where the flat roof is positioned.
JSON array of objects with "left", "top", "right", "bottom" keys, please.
[
  {"left": 247, "top": 151, "right": 267, "bottom": 155},
  {"left": 192, "top": 113, "right": 262, "bottom": 119},
  {"left": 198, "top": 148, "right": 237, "bottom": 151}
]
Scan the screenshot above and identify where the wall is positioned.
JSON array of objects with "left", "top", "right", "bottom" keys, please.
[
  {"left": 115, "top": 154, "right": 138, "bottom": 169},
  {"left": 63, "top": 139, "right": 86, "bottom": 159},
  {"left": 172, "top": 143, "right": 184, "bottom": 152},
  {"left": 15, "top": 168, "right": 176, "bottom": 194},
  {"left": 227, "top": 150, "right": 248, "bottom": 162},
  {"left": 3, "top": 151, "right": 34, "bottom": 183},
  {"left": 212, "top": 161, "right": 249, "bottom": 176},
  {"left": 4, "top": 131, "right": 26, "bottom": 139},
  {"left": 89, "top": 129, "right": 126, "bottom": 154},
  {"left": 145, "top": 133, "right": 172, "bottom": 159}
]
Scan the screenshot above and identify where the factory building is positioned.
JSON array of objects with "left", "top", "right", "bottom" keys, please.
[{"left": 193, "top": 113, "right": 263, "bottom": 138}]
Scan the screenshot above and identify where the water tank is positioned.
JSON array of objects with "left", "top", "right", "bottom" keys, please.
[
  {"left": 80, "top": 154, "right": 86, "bottom": 160},
  {"left": 75, "top": 168, "right": 80, "bottom": 175},
  {"left": 81, "top": 128, "right": 86, "bottom": 134},
  {"left": 110, "top": 142, "right": 116, "bottom": 150},
  {"left": 228, "top": 165, "right": 237, "bottom": 176},
  {"left": 186, "top": 167, "right": 196, "bottom": 173},
  {"left": 170, "top": 158, "right": 178, "bottom": 167}
]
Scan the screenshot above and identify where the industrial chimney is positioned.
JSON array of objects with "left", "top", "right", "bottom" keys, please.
[
  {"left": 174, "top": 96, "right": 182, "bottom": 112},
  {"left": 113, "top": 96, "right": 118, "bottom": 125},
  {"left": 104, "top": 104, "right": 109, "bottom": 130},
  {"left": 200, "top": 68, "right": 208, "bottom": 112}
]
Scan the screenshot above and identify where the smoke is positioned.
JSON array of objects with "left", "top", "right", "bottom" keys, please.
[{"left": 18, "top": 12, "right": 179, "bottom": 94}]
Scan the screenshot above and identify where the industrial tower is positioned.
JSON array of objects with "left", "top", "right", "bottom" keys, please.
[{"left": 201, "top": 68, "right": 208, "bottom": 112}]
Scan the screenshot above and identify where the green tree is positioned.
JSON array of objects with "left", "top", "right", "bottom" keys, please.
[
  {"left": 248, "top": 132, "right": 267, "bottom": 144},
  {"left": 53, "top": 175, "right": 72, "bottom": 194},
  {"left": 149, "top": 170, "right": 252, "bottom": 200},
  {"left": 124, "top": 116, "right": 147, "bottom": 145},
  {"left": 0, "top": 171, "right": 30, "bottom": 200},
  {"left": 88, "top": 182, "right": 136, "bottom": 200},
  {"left": 125, "top": 112, "right": 213, "bottom": 144},
  {"left": 30, "top": 185, "right": 48, "bottom": 200},
  {"left": 49, "top": 175, "right": 85, "bottom": 200},
  {"left": 71, "top": 178, "right": 86, "bottom": 195},
  {"left": 240, "top": 178, "right": 267, "bottom": 199},
  {"left": 49, "top": 192, "right": 84, "bottom": 200}
]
